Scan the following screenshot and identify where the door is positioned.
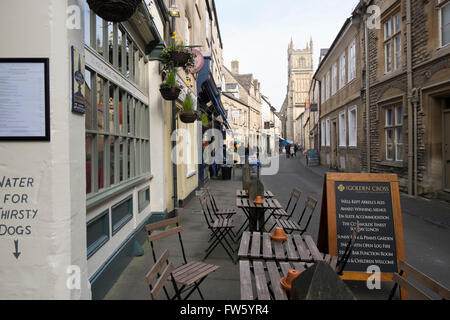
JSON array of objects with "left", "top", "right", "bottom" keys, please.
[
  {"left": 444, "top": 98, "right": 450, "bottom": 191},
  {"left": 331, "top": 120, "right": 338, "bottom": 169}
]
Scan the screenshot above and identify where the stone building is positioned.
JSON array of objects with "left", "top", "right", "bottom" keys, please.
[
  {"left": 222, "top": 60, "right": 262, "bottom": 150},
  {"left": 280, "top": 39, "right": 315, "bottom": 143},
  {"left": 315, "top": 15, "right": 364, "bottom": 172},
  {"left": 359, "top": 0, "right": 450, "bottom": 198}
]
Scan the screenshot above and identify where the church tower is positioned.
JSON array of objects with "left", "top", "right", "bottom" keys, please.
[{"left": 284, "top": 38, "right": 314, "bottom": 142}]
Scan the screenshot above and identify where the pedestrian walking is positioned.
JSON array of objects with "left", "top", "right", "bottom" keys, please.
[
  {"left": 285, "top": 144, "right": 290, "bottom": 158},
  {"left": 290, "top": 144, "right": 295, "bottom": 158},
  {"left": 294, "top": 144, "right": 298, "bottom": 157}
]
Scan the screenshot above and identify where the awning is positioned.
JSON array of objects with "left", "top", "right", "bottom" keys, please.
[{"left": 197, "top": 57, "right": 233, "bottom": 132}]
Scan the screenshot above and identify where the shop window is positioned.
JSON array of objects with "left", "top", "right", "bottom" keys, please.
[
  {"left": 339, "top": 111, "right": 346, "bottom": 147},
  {"left": 384, "top": 105, "right": 403, "bottom": 161},
  {"left": 138, "top": 187, "right": 150, "bottom": 213},
  {"left": 348, "top": 106, "right": 357, "bottom": 147},
  {"left": 384, "top": 13, "right": 402, "bottom": 73},
  {"left": 95, "top": 16, "right": 104, "bottom": 56},
  {"left": 111, "top": 197, "right": 133, "bottom": 236},
  {"left": 87, "top": 210, "right": 109, "bottom": 258}
]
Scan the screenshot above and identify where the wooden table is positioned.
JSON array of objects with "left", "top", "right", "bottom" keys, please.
[
  {"left": 238, "top": 231, "right": 337, "bottom": 264},
  {"left": 236, "top": 198, "right": 283, "bottom": 233},
  {"left": 240, "top": 258, "right": 338, "bottom": 300},
  {"left": 236, "top": 190, "right": 274, "bottom": 198}
]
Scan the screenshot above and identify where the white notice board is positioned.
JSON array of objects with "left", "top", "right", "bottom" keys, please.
[{"left": 0, "top": 58, "right": 50, "bottom": 141}]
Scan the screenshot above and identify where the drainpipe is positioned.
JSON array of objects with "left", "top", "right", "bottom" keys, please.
[
  {"left": 364, "top": 12, "right": 371, "bottom": 173},
  {"left": 406, "top": 0, "right": 414, "bottom": 195},
  {"left": 170, "top": 0, "right": 178, "bottom": 214},
  {"left": 413, "top": 88, "right": 419, "bottom": 196}
]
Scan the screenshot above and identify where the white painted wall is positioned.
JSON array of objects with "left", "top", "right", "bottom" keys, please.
[{"left": 0, "top": 0, "right": 90, "bottom": 299}]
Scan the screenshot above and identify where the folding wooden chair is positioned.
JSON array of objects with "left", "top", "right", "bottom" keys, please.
[
  {"left": 202, "top": 187, "right": 237, "bottom": 219},
  {"left": 267, "top": 188, "right": 302, "bottom": 231},
  {"left": 145, "top": 249, "right": 181, "bottom": 300},
  {"left": 388, "top": 260, "right": 450, "bottom": 300},
  {"left": 198, "top": 192, "right": 237, "bottom": 264},
  {"left": 274, "top": 196, "right": 318, "bottom": 235},
  {"left": 146, "top": 217, "right": 220, "bottom": 300}
]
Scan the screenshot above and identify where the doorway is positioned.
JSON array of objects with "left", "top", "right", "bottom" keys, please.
[{"left": 443, "top": 98, "right": 450, "bottom": 191}]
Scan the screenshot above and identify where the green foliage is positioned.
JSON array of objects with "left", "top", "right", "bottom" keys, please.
[
  {"left": 202, "top": 113, "right": 209, "bottom": 126},
  {"left": 160, "top": 69, "right": 181, "bottom": 90},
  {"left": 160, "top": 32, "right": 197, "bottom": 73},
  {"left": 182, "top": 93, "right": 194, "bottom": 111}
]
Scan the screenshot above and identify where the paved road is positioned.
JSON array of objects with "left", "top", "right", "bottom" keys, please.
[{"left": 262, "top": 154, "right": 450, "bottom": 298}]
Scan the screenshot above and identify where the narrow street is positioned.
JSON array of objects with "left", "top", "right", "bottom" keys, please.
[{"left": 105, "top": 154, "right": 450, "bottom": 300}]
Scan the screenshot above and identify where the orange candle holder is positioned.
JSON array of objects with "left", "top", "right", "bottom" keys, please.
[
  {"left": 280, "top": 269, "right": 301, "bottom": 291},
  {"left": 253, "top": 195, "right": 264, "bottom": 205},
  {"left": 270, "top": 227, "right": 288, "bottom": 242}
]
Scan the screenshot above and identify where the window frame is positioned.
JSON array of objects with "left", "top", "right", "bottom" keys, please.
[
  {"left": 439, "top": 0, "right": 450, "bottom": 47},
  {"left": 111, "top": 196, "right": 133, "bottom": 236},
  {"left": 339, "top": 111, "right": 347, "bottom": 147},
  {"left": 86, "top": 210, "right": 110, "bottom": 259},
  {"left": 383, "top": 12, "right": 402, "bottom": 73},
  {"left": 332, "top": 62, "right": 338, "bottom": 96},
  {"left": 348, "top": 40, "right": 356, "bottom": 82},
  {"left": 326, "top": 118, "right": 331, "bottom": 147},
  {"left": 339, "top": 51, "right": 346, "bottom": 90},
  {"left": 384, "top": 105, "right": 403, "bottom": 162},
  {"left": 348, "top": 106, "right": 358, "bottom": 147}
]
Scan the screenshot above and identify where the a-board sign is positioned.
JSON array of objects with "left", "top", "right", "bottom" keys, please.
[{"left": 317, "top": 173, "right": 405, "bottom": 282}]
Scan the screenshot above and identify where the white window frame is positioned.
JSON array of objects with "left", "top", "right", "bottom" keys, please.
[
  {"left": 332, "top": 62, "right": 338, "bottom": 95},
  {"left": 326, "top": 118, "right": 331, "bottom": 147},
  {"left": 348, "top": 106, "right": 357, "bottom": 147},
  {"left": 384, "top": 13, "right": 402, "bottom": 73},
  {"left": 348, "top": 40, "right": 356, "bottom": 82},
  {"left": 439, "top": 0, "right": 450, "bottom": 47},
  {"left": 384, "top": 105, "right": 403, "bottom": 161},
  {"left": 321, "top": 77, "right": 325, "bottom": 103},
  {"left": 339, "top": 52, "right": 346, "bottom": 90},
  {"left": 321, "top": 119, "right": 326, "bottom": 146},
  {"left": 326, "top": 71, "right": 331, "bottom": 101},
  {"left": 339, "top": 111, "right": 347, "bottom": 147}
]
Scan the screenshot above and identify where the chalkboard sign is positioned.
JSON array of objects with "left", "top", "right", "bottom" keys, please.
[
  {"left": 317, "top": 173, "right": 405, "bottom": 282},
  {"left": 306, "top": 149, "right": 320, "bottom": 166}
]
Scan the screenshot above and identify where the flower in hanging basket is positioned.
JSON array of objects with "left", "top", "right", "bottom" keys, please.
[
  {"left": 87, "top": 0, "right": 141, "bottom": 23},
  {"left": 160, "top": 33, "right": 197, "bottom": 72},
  {"left": 179, "top": 93, "right": 197, "bottom": 123},
  {"left": 159, "top": 70, "right": 182, "bottom": 101}
]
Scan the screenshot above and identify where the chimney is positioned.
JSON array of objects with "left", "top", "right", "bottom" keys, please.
[{"left": 231, "top": 60, "right": 239, "bottom": 74}]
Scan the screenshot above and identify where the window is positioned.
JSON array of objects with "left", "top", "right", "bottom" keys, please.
[
  {"left": 326, "top": 118, "right": 331, "bottom": 146},
  {"left": 138, "top": 187, "right": 150, "bottom": 213},
  {"left": 321, "top": 77, "right": 325, "bottom": 103},
  {"left": 339, "top": 52, "right": 346, "bottom": 89},
  {"left": 339, "top": 111, "right": 346, "bottom": 147},
  {"left": 332, "top": 62, "right": 338, "bottom": 95},
  {"left": 185, "top": 14, "right": 191, "bottom": 46},
  {"left": 440, "top": 0, "right": 450, "bottom": 46},
  {"left": 87, "top": 210, "right": 110, "bottom": 258},
  {"left": 326, "top": 71, "right": 331, "bottom": 101},
  {"left": 321, "top": 120, "right": 326, "bottom": 146},
  {"left": 111, "top": 197, "right": 133, "bottom": 235},
  {"left": 348, "top": 40, "right": 356, "bottom": 81},
  {"left": 85, "top": 7, "right": 150, "bottom": 197},
  {"left": 384, "top": 13, "right": 402, "bottom": 73},
  {"left": 348, "top": 106, "right": 357, "bottom": 147},
  {"left": 384, "top": 105, "right": 403, "bottom": 161},
  {"left": 205, "top": 9, "right": 209, "bottom": 41}
]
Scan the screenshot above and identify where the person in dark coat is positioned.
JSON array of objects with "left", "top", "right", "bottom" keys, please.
[{"left": 285, "top": 143, "right": 290, "bottom": 158}]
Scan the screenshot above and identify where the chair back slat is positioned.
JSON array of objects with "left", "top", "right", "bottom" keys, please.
[
  {"left": 146, "top": 249, "right": 170, "bottom": 286},
  {"left": 146, "top": 217, "right": 180, "bottom": 232},
  {"left": 393, "top": 273, "right": 432, "bottom": 300},
  {"left": 150, "top": 263, "right": 174, "bottom": 300},
  {"left": 148, "top": 226, "right": 183, "bottom": 242},
  {"left": 398, "top": 260, "right": 450, "bottom": 300}
]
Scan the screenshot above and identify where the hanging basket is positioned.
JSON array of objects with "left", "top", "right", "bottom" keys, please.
[
  {"left": 87, "top": 0, "right": 141, "bottom": 23},
  {"left": 159, "top": 86, "right": 181, "bottom": 101},
  {"left": 179, "top": 111, "right": 197, "bottom": 124},
  {"left": 170, "top": 51, "right": 191, "bottom": 68}
]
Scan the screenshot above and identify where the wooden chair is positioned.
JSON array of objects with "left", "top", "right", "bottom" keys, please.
[
  {"left": 145, "top": 249, "right": 181, "bottom": 300},
  {"left": 202, "top": 187, "right": 237, "bottom": 219},
  {"left": 388, "top": 260, "right": 450, "bottom": 300},
  {"left": 274, "top": 196, "right": 318, "bottom": 235},
  {"left": 198, "top": 192, "right": 237, "bottom": 264},
  {"left": 146, "top": 217, "right": 220, "bottom": 300},
  {"left": 267, "top": 188, "right": 302, "bottom": 231}
]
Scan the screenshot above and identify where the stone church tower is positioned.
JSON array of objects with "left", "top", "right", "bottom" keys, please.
[{"left": 281, "top": 38, "right": 314, "bottom": 142}]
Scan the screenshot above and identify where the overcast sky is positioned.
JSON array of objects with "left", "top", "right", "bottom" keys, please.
[{"left": 215, "top": 0, "right": 359, "bottom": 111}]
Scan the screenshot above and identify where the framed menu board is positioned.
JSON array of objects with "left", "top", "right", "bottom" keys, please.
[
  {"left": 317, "top": 173, "right": 405, "bottom": 282},
  {"left": 0, "top": 58, "right": 50, "bottom": 141}
]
